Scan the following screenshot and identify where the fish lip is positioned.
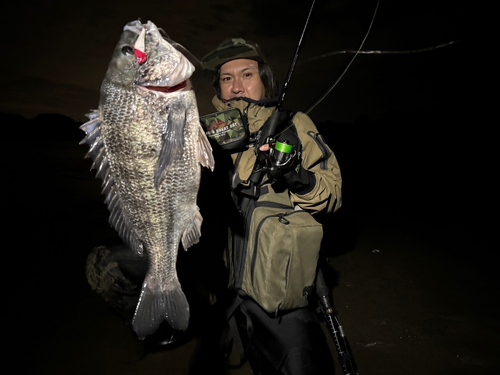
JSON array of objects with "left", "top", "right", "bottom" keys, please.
[{"left": 137, "top": 80, "right": 191, "bottom": 94}]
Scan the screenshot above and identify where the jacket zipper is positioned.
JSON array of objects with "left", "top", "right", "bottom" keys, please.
[{"left": 307, "top": 131, "right": 331, "bottom": 170}]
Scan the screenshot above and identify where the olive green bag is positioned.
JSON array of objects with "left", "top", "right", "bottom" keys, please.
[{"left": 238, "top": 204, "right": 323, "bottom": 313}]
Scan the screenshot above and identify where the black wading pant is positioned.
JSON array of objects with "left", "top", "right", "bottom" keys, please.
[{"left": 235, "top": 298, "right": 336, "bottom": 375}]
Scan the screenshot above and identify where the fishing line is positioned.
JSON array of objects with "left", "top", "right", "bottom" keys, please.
[
  {"left": 273, "top": 0, "right": 460, "bottom": 137},
  {"left": 299, "top": 40, "right": 463, "bottom": 64},
  {"left": 305, "top": 0, "right": 380, "bottom": 115},
  {"left": 273, "top": 0, "right": 380, "bottom": 140}
]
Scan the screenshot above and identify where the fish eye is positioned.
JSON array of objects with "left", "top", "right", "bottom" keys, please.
[{"left": 121, "top": 46, "right": 135, "bottom": 56}]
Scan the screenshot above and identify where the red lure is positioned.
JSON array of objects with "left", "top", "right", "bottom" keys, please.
[{"left": 135, "top": 49, "right": 147, "bottom": 64}]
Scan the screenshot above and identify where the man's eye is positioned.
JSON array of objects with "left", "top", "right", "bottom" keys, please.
[{"left": 221, "top": 77, "right": 231, "bottom": 82}]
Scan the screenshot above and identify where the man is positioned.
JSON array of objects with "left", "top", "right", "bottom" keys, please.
[{"left": 201, "top": 37, "right": 342, "bottom": 375}]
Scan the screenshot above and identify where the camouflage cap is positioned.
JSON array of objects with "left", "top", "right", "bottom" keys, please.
[{"left": 201, "top": 38, "right": 267, "bottom": 73}]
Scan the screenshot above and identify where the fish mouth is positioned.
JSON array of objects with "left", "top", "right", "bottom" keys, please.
[{"left": 140, "top": 80, "right": 188, "bottom": 93}]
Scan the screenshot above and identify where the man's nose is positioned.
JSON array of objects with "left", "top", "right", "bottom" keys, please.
[{"left": 231, "top": 78, "right": 244, "bottom": 95}]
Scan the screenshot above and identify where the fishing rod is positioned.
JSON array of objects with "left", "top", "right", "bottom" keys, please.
[
  {"left": 245, "top": 2, "right": 361, "bottom": 373},
  {"left": 316, "top": 268, "right": 359, "bottom": 375},
  {"left": 251, "top": 0, "right": 379, "bottom": 177},
  {"left": 268, "top": 3, "right": 360, "bottom": 373},
  {"left": 269, "top": 0, "right": 380, "bottom": 139},
  {"left": 248, "top": 0, "right": 316, "bottom": 190},
  {"left": 276, "top": 0, "right": 316, "bottom": 110}
]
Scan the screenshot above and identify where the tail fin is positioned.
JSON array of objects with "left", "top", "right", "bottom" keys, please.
[{"left": 132, "top": 274, "right": 190, "bottom": 339}]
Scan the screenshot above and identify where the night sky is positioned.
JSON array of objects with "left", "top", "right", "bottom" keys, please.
[{"left": 1, "top": 0, "right": 479, "bottom": 124}]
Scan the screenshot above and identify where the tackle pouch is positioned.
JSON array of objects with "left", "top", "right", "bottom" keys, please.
[
  {"left": 237, "top": 203, "right": 323, "bottom": 314},
  {"left": 200, "top": 108, "right": 248, "bottom": 152}
]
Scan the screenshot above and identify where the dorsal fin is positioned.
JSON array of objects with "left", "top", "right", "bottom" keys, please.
[{"left": 80, "top": 110, "right": 143, "bottom": 255}]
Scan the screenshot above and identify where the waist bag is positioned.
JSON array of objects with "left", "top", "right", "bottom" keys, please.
[{"left": 232, "top": 202, "right": 323, "bottom": 314}]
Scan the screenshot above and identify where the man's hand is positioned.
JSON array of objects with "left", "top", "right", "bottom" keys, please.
[{"left": 281, "top": 164, "right": 316, "bottom": 194}]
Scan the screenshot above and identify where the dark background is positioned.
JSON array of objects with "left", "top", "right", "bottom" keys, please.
[{"left": 2, "top": 1, "right": 496, "bottom": 374}]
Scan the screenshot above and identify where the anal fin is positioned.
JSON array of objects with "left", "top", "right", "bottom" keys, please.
[
  {"left": 181, "top": 207, "right": 203, "bottom": 250},
  {"left": 197, "top": 125, "right": 215, "bottom": 171}
]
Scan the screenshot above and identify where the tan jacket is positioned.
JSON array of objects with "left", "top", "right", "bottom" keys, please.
[{"left": 212, "top": 96, "right": 342, "bottom": 215}]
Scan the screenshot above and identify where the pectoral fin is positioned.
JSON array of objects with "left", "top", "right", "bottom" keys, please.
[{"left": 155, "top": 104, "right": 186, "bottom": 189}]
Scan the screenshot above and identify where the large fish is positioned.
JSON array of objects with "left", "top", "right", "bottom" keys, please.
[{"left": 80, "top": 20, "right": 214, "bottom": 339}]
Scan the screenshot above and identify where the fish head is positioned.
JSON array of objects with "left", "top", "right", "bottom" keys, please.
[{"left": 102, "top": 20, "right": 195, "bottom": 92}]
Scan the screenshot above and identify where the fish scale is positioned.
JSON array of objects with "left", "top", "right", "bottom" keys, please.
[{"left": 80, "top": 20, "right": 214, "bottom": 339}]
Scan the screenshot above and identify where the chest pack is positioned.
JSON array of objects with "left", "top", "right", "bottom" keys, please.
[
  {"left": 228, "top": 198, "right": 323, "bottom": 315},
  {"left": 208, "top": 108, "right": 323, "bottom": 314}
]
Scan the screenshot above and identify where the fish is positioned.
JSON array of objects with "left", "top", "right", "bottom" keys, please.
[{"left": 80, "top": 20, "right": 214, "bottom": 339}]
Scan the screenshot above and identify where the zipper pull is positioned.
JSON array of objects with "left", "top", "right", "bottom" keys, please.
[{"left": 278, "top": 214, "right": 290, "bottom": 225}]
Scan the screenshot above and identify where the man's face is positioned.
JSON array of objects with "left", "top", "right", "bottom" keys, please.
[{"left": 219, "top": 59, "right": 266, "bottom": 101}]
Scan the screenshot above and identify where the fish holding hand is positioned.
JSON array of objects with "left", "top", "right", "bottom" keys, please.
[{"left": 80, "top": 20, "right": 214, "bottom": 339}]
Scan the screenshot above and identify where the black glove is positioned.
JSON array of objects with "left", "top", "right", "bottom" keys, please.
[{"left": 274, "top": 163, "right": 316, "bottom": 195}]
